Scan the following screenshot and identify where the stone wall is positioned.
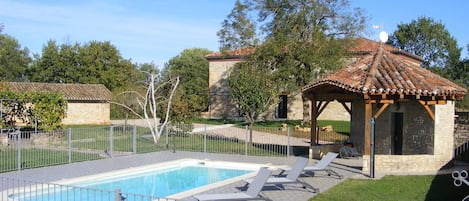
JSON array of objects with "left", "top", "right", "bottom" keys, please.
[
  {"left": 208, "top": 60, "right": 245, "bottom": 119},
  {"left": 62, "top": 102, "right": 110, "bottom": 125},
  {"left": 362, "top": 101, "right": 455, "bottom": 175},
  {"left": 363, "top": 155, "right": 446, "bottom": 175},
  {"left": 352, "top": 100, "right": 436, "bottom": 155},
  {"left": 350, "top": 100, "right": 366, "bottom": 154},
  {"left": 317, "top": 102, "right": 351, "bottom": 121}
]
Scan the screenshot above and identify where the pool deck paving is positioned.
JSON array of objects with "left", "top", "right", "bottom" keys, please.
[{"left": 0, "top": 150, "right": 365, "bottom": 201}]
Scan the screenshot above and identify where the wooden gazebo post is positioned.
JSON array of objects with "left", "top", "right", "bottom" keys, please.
[
  {"left": 310, "top": 97, "right": 318, "bottom": 146},
  {"left": 364, "top": 101, "right": 372, "bottom": 155}
]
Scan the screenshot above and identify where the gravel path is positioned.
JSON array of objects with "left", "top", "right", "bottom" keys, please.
[{"left": 111, "top": 120, "right": 310, "bottom": 146}]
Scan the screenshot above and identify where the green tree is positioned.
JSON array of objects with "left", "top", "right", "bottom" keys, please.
[
  {"left": 0, "top": 90, "right": 66, "bottom": 131},
  {"left": 77, "top": 41, "right": 137, "bottom": 90},
  {"left": 454, "top": 45, "right": 469, "bottom": 109},
  {"left": 217, "top": 0, "right": 259, "bottom": 51},
  {"left": 30, "top": 40, "right": 138, "bottom": 91},
  {"left": 388, "top": 17, "right": 461, "bottom": 71},
  {"left": 219, "top": 0, "right": 367, "bottom": 122},
  {"left": 29, "top": 92, "right": 67, "bottom": 131},
  {"left": 0, "top": 34, "right": 31, "bottom": 81},
  {"left": 29, "top": 40, "right": 78, "bottom": 83},
  {"left": 450, "top": 44, "right": 469, "bottom": 87},
  {"left": 164, "top": 48, "right": 212, "bottom": 122},
  {"left": 228, "top": 62, "right": 276, "bottom": 143}
]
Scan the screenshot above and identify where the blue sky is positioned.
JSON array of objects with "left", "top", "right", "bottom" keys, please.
[{"left": 1, "top": 0, "right": 468, "bottom": 68}]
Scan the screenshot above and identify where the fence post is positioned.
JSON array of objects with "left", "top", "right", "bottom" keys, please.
[
  {"left": 172, "top": 127, "right": 176, "bottom": 153},
  {"left": 114, "top": 189, "right": 124, "bottom": 201},
  {"left": 245, "top": 125, "right": 248, "bottom": 156},
  {"left": 203, "top": 124, "right": 207, "bottom": 154},
  {"left": 165, "top": 123, "right": 169, "bottom": 150},
  {"left": 109, "top": 126, "right": 114, "bottom": 157},
  {"left": 133, "top": 125, "right": 137, "bottom": 154},
  {"left": 17, "top": 134, "right": 21, "bottom": 171},
  {"left": 68, "top": 128, "right": 72, "bottom": 163},
  {"left": 370, "top": 118, "right": 376, "bottom": 178},
  {"left": 287, "top": 127, "right": 291, "bottom": 157}
]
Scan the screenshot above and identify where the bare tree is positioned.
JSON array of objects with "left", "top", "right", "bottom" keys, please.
[{"left": 111, "top": 72, "right": 180, "bottom": 144}]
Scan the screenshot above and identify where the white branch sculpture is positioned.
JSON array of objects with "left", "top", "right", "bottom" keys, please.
[{"left": 111, "top": 73, "right": 180, "bottom": 144}]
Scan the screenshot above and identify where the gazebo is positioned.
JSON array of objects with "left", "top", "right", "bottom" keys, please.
[{"left": 302, "top": 38, "right": 467, "bottom": 175}]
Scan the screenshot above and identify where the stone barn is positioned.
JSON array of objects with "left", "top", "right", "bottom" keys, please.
[
  {"left": 302, "top": 39, "right": 467, "bottom": 175},
  {"left": 3, "top": 82, "right": 111, "bottom": 125}
]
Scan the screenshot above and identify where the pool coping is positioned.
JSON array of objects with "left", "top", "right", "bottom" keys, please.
[{"left": 54, "top": 158, "right": 275, "bottom": 200}]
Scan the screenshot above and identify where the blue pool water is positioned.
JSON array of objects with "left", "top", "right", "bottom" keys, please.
[
  {"left": 11, "top": 163, "right": 254, "bottom": 200},
  {"left": 76, "top": 165, "right": 252, "bottom": 197}
]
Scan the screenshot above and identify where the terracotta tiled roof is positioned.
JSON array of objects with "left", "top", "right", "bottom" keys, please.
[
  {"left": 205, "top": 48, "right": 254, "bottom": 60},
  {"left": 3, "top": 82, "right": 111, "bottom": 101},
  {"left": 206, "top": 38, "right": 422, "bottom": 62},
  {"left": 303, "top": 40, "right": 467, "bottom": 99}
]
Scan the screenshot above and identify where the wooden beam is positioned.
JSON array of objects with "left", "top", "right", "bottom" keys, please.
[
  {"left": 313, "top": 93, "right": 360, "bottom": 101},
  {"left": 419, "top": 100, "right": 447, "bottom": 105},
  {"left": 315, "top": 101, "right": 330, "bottom": 119},
  {"left": 437, "top": 100, "right": 447, "bottom": 105},
  {"left": 421, "top": 100, "right": 436, "bottom": 105},
  {"left": 373, "top": 103, "right": 390, "bottom": 119},
  {"left": 378, "top": 99, "right": 394, "bottom": 104},
  {"left": 419, "top": 100, "right": 435, "bottom": 121},
  {"left": 364, "top": 94, "right": 370, "bottom": 100},
  {"left": 364, "top": 103, "right": 372, "bottom": 155},
  {"left": 340, "top": 102, "right": 352, "bottom": 115}
]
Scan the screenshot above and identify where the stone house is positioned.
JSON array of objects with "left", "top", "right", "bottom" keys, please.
[
  {"left": 204, "top": 49, "right": 350, "bottom": 121},
  {"left": 2, "top": 82, "right": 111, "bottom": 125},
  {"left": 303, "top": 38, "right": 467, "bottom": 174}
]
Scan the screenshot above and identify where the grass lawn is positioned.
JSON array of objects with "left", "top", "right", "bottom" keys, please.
[
  {"left": 0, "top": 148, "right": 102, "bottom": 172},
  {"left": 311, "top": 174, "right": 469, "bottom": 201}
]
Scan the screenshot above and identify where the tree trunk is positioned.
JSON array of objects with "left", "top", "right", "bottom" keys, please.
[
  {"left": 302, "top": 93, "right": 311, "bottom": 126},
  {"left": 249, "top": 122, "right": 254, "bottom": 144}
]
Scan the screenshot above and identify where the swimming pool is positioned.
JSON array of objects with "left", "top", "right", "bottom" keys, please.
[{"left": 8, "top": 159, "right": 263, "bottom": 200}]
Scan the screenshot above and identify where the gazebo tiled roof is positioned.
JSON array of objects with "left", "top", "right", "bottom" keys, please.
[
  {"left": 302, "top": 38, "right": 467, "bottom": 101},
  {"left": 3, "top": 82, "right": 111, "bottom": 101}
]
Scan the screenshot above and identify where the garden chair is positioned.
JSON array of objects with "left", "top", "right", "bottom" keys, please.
[
  {"left": 193, "top": 167, "right": 272, "bottom": 201},
  {"left": 244, "top": 157, "right": 319, "bottom": 193},
  {"left": 279, "top": 152, "right": 342, "bottom": 179}
]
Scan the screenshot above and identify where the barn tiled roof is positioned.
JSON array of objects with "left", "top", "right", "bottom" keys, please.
[
  {"left": 3, "top": 82, "right": 111, "bottom": 101},
  {"left": 303, "top": 39, "right": 467, "bottom": 99}
]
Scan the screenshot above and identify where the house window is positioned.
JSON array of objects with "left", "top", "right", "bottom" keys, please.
[{"left": 276, "top": 95, "right": 288, "bottom": 119}]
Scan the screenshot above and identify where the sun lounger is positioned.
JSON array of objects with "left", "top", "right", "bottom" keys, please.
[
  {"left": 193, "top": 167, "right": 272, "bottom": 201},
  {"left": 280, "top": 152, "right": 342, "bottom": 179},
  {"left": 244, "top": 157, "right": 319, "bottom": 193}
]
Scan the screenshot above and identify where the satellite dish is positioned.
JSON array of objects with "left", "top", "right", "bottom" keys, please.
[{"left": 379, "top": 31, "right": 388, "bottom": 43}]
